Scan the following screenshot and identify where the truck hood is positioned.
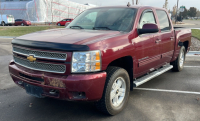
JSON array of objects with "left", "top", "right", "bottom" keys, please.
[{"left": 16, "top": 28, "right": 122, "bottom": 45}]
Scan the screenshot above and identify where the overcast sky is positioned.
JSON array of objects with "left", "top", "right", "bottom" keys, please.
[{"left": 70, "top": 0, "right": 200, "bottom": 10}]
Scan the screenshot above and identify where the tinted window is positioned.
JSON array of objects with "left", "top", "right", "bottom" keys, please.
[
  {"left": 67, "top": 8, "right": 137, "bottom": 32},
  {"left": 139, "top": 11, "right": 156, "bottom": 29},
  {"left": 156, "top": 10, "right": 171, "bottom": 31},
  {"left": 7, "top": 15, "right": 14, "bottom": 18}
]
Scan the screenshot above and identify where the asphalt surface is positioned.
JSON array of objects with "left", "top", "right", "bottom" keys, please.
[
  {"left": 1, "top": 37, "right": 200, "bottom": 121},
  {"left": 174, "top": 20, "right": 200, "bottom": 28}
]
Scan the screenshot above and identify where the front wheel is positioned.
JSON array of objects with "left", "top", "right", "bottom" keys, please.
[
  {"left": 21, "top": 23, "right": 24, "bottom": 26},
  {"left": 171, "top": 46, "right": 186, "bottom": 72},
  {"left": 95, "top": 67, "right": 130, "bottom": 115}
]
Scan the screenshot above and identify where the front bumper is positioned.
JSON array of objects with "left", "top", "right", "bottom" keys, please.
[{"left": 9, "top": 61, "right": 107, "bottom": 101}]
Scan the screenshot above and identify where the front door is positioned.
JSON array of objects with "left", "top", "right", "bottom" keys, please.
[
  {"left": 135, "top": 9, "right": 162, "bottom": 76},
  {"left": 156, "top": 10, "right": 174, "bottom": 64}
]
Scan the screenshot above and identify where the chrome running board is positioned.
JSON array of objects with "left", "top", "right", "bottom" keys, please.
[{"left": 133, "top": 65, "right": 173, "bottom": 87}]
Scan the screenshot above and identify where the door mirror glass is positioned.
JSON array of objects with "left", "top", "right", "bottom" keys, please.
[{"left": 138, "top": 23, "right": 159, "bottom": 35}]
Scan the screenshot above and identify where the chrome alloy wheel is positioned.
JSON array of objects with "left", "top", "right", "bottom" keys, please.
[
  {"left": 179, "top": 49, "right": 185, "bottom": 68},
  {"left": 110, "top": 77, "right": 126, "bottom": 107}
]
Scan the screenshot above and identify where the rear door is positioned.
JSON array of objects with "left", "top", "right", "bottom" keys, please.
[
  {"left": 135, "top": 9, "right": 162, "bottom": 75},
  {"left": 156, "top": 10, "right": 175, "bottom": 64}
]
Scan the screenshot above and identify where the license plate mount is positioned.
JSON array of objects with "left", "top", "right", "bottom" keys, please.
[{"left": 24, "top": 83, "right": 44, "bottom": 98}]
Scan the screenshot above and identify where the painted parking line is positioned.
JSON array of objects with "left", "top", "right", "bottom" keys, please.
[
  {"left": 184, "top": 66, "right": 200, "bottom": 68},
  {"left": 134, "top": 88, "right": 200, "bottom": 95}
]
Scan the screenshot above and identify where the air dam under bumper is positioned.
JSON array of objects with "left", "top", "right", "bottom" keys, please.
[{"left": 9, "top": 61, "right": 107, "bottom": 101}]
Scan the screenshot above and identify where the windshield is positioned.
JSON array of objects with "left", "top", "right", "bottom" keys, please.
[
  {"left": 7, "top": 15, "right": 14, "bottom": 18},
  {"left": 67, "top": 8, "right": 137, "bottom": 32}
]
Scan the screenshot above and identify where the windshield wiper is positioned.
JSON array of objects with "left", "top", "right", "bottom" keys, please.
[
  {"left": 70, "top": 26, "right": 84, "bottom": 29},
  {"left": 93, "top": 27, "right": 112, "bottom": 30}
]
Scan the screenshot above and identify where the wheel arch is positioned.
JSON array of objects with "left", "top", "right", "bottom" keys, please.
[{"left": 106, "top": 56, "right": 134, "bottom": 90}]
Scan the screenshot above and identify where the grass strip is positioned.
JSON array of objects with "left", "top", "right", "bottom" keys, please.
[
  {"left": 0, "top": 26, "right": 64, "bottom": 37},
  {"left": 192, "top": 29, "right": 200, "bottom": 40}
]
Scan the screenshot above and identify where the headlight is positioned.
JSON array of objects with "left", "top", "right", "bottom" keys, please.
[{"left": 72, "top": 50, "right": 101, "bottom": 73}]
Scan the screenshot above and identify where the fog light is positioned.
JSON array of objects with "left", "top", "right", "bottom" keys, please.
[
  {"left": 49, "top": 89, "right": 58, "bottom": 95},
  {"left": 17, "top": 81, "right": 23, "bottom": 85}
]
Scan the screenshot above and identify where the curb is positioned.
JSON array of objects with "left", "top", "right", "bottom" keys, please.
[
  {"left": 187, "top": 51, "right": 200, "bottom": 56},
  {"left": 0, "top": 36, "right": 16, "bottom": 39}
]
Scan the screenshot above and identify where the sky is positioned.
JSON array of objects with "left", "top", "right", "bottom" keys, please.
[{"left": 70, "top": 0, "right": 200, "bottom": 10}]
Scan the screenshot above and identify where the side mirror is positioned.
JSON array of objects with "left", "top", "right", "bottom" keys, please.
[{"left": 138, "top": 23, "right": 159, "bottom": 35}]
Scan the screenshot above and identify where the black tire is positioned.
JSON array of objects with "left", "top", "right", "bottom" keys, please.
[
  {"left": 171, "top": 46, "right": 186, "bottom": 72},
  {"left": 95, "top": 66, "right": 130, "bottom": 115}
]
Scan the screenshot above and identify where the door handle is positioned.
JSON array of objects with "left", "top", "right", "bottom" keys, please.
[{"left": 155, "top": 39, "right": 161, "bottom": 43}]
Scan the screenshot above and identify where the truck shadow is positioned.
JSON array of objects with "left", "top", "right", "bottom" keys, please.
[{"left": 22, "top": 94, "right": 151, "bottom": 121}]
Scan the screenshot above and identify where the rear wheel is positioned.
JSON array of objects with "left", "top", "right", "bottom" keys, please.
[
  {"left": 95, "top": 67, "right": 130, "bottom": 115},
  {"left": 58, "top": 23, "right": 61, "bottom": 26},
  {"left": 171, "top": 46, "right": 186, "bottom": 72}
]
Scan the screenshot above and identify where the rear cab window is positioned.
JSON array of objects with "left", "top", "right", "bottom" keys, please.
[{"left": 156, "top": 10, "right": 171, "bottom": 31}]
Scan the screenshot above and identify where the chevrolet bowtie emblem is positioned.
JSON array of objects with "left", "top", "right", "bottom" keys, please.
[{"left": 27, "top": 55, "right": 36, "bottom": 62}]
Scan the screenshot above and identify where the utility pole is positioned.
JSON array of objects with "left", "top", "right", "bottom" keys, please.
[{"left": 175, "top": 0, "right": 179, "bottom": 24}]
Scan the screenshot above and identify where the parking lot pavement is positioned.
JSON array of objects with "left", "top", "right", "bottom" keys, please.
[{"left": 0, "top": 38, "right": 200, "bottom": 121}]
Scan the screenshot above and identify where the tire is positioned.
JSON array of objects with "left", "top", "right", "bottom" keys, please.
[
  {"left": 58, "top": 23, "right": 61, "bottom": 26},
  {"left": 21, "top": 23, "right": 24, "bottom": 26},
  {"left": 1, "top": 22, "right": 5, "bottom": 26},
  {"left": 171, "top": 46, "right": 186, "bottom": 72},
  {"left": 95, "top": 66, "right": 130, "bottom": 115}
]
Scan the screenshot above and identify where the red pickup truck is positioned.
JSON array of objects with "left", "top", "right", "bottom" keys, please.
[{"left": 9, "top": 6, "right": 191, "bottom": 115}]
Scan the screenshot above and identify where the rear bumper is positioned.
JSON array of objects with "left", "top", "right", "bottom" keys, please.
[{"left": 9, "top": 61, "right": 107, "bottom": 101}]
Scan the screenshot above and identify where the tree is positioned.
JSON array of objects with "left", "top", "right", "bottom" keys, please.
[
  {"left": 132, "top": 0, "right": 139, "bottom": 5},
  {"left": 181, "top": 7, "right": 188, "bottom": 18},
  {"left": 172, "top": 5, "right": 177, "bottom": 17},
  {"left": 188, "top": 7, "right": 197, "bottom": 17},
  {"left": 0, "top": 2, "right": 6, "bottom": 25},
  {"left": 196, "top": 10, "right": 200, "bottom": 17},
  {"left": 163, "top": 0, "right": 168, "bottom": 10}
]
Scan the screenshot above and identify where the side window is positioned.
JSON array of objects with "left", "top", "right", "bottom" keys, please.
[
  {"left": 156, "top": 10, "right": 171, "bottom": 31},
  {"left": 62, "top": 19, "right": 67, "bottom": 21},
  {"left": 139, "top": 11, "right": 156, "bottom": 29}
]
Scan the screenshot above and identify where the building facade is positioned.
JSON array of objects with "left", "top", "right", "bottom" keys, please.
[{"left": 0, "top": 0, "right": 93, "bottom": 23}]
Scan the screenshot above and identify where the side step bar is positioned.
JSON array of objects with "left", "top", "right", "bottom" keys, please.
[{"left": 133, "top": 65, "right": 173, "bottom": 87}]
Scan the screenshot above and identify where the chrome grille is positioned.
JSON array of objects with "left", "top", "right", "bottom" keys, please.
[
  {"left": 13, "top": 46, "right": 67, "bottom": 60},
  {"left": 13, "top": 56, "right": 66, "bottom": 73}
]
